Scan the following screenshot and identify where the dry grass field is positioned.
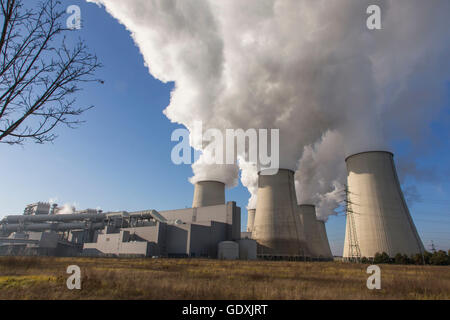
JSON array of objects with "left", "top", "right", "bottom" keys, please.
[{"left": 0, "top": 256, "right": 448, "bottom": 300}]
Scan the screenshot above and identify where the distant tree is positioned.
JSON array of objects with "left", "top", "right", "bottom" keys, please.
[
  {"left": 0, "top": 0, "right": 101, "bottom": 145},
  {"left": 403, "top": 254, "right": 411, "bottom": 264},
  {"left": 394, "top": 253, "right": 411, "bottom": 265},
  {"left": 394, "top": 253, "right": 404, "bottom": 264},
  {"left": 430, "top": 250, "right": 449, "bottom": 266},
  {"left": 373, "top": 252, "right": 390, "bottom": 264},
  {"left": 360, "top": 256, "right": 368, "bottom": 264},
  {"left": 373, "top": 252, "right": 382, "bottom": 264},
  {"left": 411, "top": 253, "right": 422, "bottom": 265},
  {"left": 423, "top": 251, "right": 432, "bottom": 264}
]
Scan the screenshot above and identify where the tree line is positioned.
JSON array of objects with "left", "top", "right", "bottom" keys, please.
[{"left": 359, "top": 250, "right": 450, "bottom": 265}]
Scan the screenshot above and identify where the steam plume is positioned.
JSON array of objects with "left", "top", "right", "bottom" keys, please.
[{"left": 88, "top": 0, "right": 450, "bottom": 217}]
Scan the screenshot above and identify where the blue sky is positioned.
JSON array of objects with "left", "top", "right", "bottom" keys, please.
[{"left": 0, "top": 1, "right": 449, "bottom": 255}]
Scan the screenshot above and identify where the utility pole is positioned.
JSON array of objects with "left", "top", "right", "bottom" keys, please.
[
  {"left": 430, "top": 240, "right": 436, "bottom": 254},
  {"left": 340, "top": 185, "right": 361, "bottom": 262}
]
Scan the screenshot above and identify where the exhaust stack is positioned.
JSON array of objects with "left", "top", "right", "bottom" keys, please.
[
  {"left": 343, "top": 151, "right": 424, "bottom": 258},
  {"left": 192, "top": 181, "right": 225, "bottom": 208}
]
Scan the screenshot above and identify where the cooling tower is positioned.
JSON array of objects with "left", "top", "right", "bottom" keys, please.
[
  {"left": 246, "top": 209, "right": 256, "bottom": 233},
  {"left": 297, "top": 205, "right": 332, "bottom": 259},
  {"left": 316, "top": 220, "right": 333, "bottom": 259},
  {"left": 297, "top": 205, "right": 318, "bottom": 257},
  {"left": 343, "top": 151, "right": 425, "bottom": 259},
  {"left": 192, "top": 181, "right": 225, "bottom": 208},
  {"left": 252, "top": 169, "right": 307, "bottom": 257}
]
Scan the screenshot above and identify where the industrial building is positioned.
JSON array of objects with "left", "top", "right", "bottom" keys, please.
[
  {"left": 343, "top": 151, "right": 425, "bottom": 259},
  {"left": 0, "top": 200, "right": 243, "bottom": 258},
  {"left": 0, "top": 173, "right": 335, "bottom": 260},
  {"left": 2, "top": 151, "right": 423, "bottom": 261}
]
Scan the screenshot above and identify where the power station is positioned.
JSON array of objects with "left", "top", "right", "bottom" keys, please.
[{"left": 0, "top": 151, "right": 424, "bottom": 261}]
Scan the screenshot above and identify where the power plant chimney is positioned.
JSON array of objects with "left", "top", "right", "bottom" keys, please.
[
  {"left": 192, "top": 180, "right": 225, "bottom": 208},
  {"left": 343, "top": 151, "right": 425, "bottom": 259},
  {"left": 246, "top": 209, "right": 256, "bottom": 233},
  {"left": 252, "top": 169, "right": 307, "bottom": 257}
]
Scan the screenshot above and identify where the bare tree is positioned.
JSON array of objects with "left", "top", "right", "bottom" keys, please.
[{"left": 0, "top": 0, "right": 101, "bottom": 145}]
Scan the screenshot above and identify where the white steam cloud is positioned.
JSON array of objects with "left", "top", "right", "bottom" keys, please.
[
  {"left": 88, "top": 0, "right": 450, "bottom": 219},
  {"left": 57, "top": 203, "right": 76, "bottom": 215}
]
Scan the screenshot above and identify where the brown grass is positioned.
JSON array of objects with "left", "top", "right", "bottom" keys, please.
[{"left": 0, "top": 256, "right": 448, "bottom": 300}]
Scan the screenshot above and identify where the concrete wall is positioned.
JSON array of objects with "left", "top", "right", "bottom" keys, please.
[
  {"left": 238, "top": 239, "right": 257, "bottom": 260},
  {"left": 122, "top": 223, "right": 165, "bottom": 256},
  {"left": 159, "top": 201, "right": 240, "bottom": 241},
  {"left": 159, "top": 202, "right": 234, "bottom": 225},
  {"left": 83, "top": 230, "right": 148, "bottom": 257},
  {"left": 165, "top": 224, "right": 190, "bottom": 256},
  {"left": 188, "top": 223, "right": 213, "bottom": 257}
]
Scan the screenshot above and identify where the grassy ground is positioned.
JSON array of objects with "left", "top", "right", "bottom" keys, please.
[{"left": 0, "top": 256, "right": 448, "bottom": 300}]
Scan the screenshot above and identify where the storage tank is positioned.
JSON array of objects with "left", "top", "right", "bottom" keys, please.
[
  {"left": 237, "top": 239, "right": 257, "bottom": 260},
  {"left": 218, "top": 241, "right": 239, "bottom": 260},
  {"left": 252, "top": 169, "right": 307, "bottom": 257},
  {"left": 343, "top": 151, "right": 425, "bottom": 258},
  {"left": 192, "top": 180, "right": 225, "bottom": 208},
  {"left": 246, "top": 209, "right": 256, "bottom": 233}
]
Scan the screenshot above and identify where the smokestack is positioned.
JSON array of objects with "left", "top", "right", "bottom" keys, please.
[
  {"left": 246, "top": 209, "right": 256, "bottom": 233},
  {"left": 252, "top": 169, "right": 307, "bottom": 257},
  {"left": 192, "top": 181, "right": 225, "bottom": 208},
  {"left": 343, "top": 151, "right": 425, "bottom": 258}
]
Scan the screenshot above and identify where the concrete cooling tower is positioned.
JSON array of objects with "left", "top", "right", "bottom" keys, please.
[
  {"left": 192, "top": 181, "right": 225, "bottom": 208},
  {"left": 297, "top": 205, "right": 332, "bottom": 260},
  {"left": 252, "top": 169, "right": 308, "bottom": 257},
  {"left": 343, "top": 151, "right": 425, "bottom": 259},
  {"left": 246, "top": 209, "right": 256, "bottom": 233},
  {"left": 316, "top": 220, "right": 333, "bottom": 259}
]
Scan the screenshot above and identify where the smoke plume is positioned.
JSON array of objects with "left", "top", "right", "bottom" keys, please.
[{"left": 88, "top": 0, "right": 450, "bottom": 218}]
